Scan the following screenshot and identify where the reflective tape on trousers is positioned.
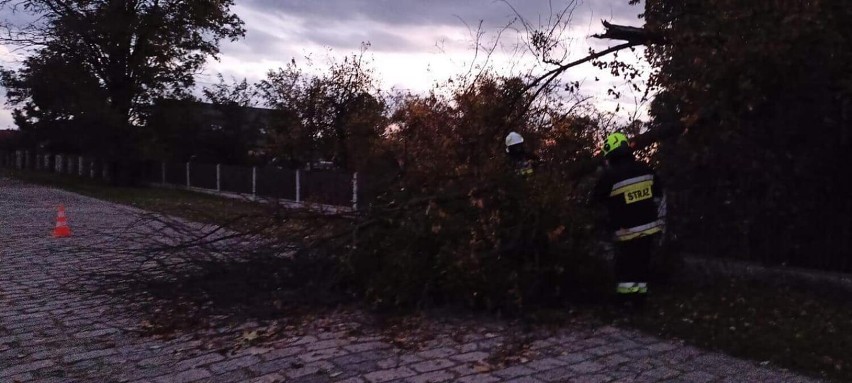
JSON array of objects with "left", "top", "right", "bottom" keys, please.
[
  {"left": 616, "top": 282, "right": 648, "bottom": 294},
  {"left": 614, "top": 220, "right": 664, "bottom": 241}
]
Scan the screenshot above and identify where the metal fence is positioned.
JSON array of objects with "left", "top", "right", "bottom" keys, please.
[
  {"left": 0, "top": 150, "right": 112, "bottom": 181},
  {"left": 1, "top": 150, "right": 359, "bottom": 209}
]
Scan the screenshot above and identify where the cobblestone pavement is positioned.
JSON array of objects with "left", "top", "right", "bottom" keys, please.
[{"left": 0, "top": 177, "right": 823, "bottom": 383}]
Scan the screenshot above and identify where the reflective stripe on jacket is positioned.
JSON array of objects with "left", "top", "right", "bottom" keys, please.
[{"left": 593, "top": 156, "right": 664, "bottom": 240}]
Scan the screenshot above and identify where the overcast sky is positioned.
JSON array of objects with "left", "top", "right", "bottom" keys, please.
[{"left": 0, "top": 0, "right": 648, "bottom": 130}]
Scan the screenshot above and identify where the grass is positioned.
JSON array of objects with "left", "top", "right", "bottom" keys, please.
[
  {"left": 4, "top": 168, "right": 851, "bottom": 381},
  {"left": 1, "top": 168, "right": 269, "bottom": 225},
  {"left": 623, "top": 279, "right": 852, "bottom": 382},
  {"left": 523, "top": 277, "right": 852, "bottom": 382}
]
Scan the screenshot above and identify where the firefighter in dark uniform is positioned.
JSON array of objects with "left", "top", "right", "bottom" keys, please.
[
  {"left": 593, "top": 132, "right": 665, "bottom": 304},
  {"left": 505, "top": 131, "right": 539, "bottom": 177}
]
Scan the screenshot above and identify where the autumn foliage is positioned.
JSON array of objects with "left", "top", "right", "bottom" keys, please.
[{"left": 318, "top": 75, "right": 615, "bottom": 311}]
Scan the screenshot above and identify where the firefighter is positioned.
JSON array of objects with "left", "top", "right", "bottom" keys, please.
[
  {"left": 593, "top": 132, "right": 665, "bottom": 306},
  {"left": 505, "top": 131, "right": 539, "bottom": 177}
]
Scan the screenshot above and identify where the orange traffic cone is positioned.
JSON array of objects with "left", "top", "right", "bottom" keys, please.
[{"left": 53, "top": 205, "right": 72, "bottom": 238}]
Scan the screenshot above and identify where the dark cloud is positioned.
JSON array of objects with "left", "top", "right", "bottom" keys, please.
[
  {"left": 222, "top": 27, "right": 285, "bottom": 58},
  {"left": 303, "top": 24, "right": 422, "bottom": 52},
  {"left": 245, "top": 0, "right": 641, "bottom": 29},
  {"left": 227, "top": 0, "right": 643, "bottom": 57}
]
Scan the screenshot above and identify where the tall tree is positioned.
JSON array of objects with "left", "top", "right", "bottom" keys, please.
[
  {"left": 0, "top": 0, "right": 245, "bottom": 158},
  {"left": 639, "top": 0, "right": 852, "bottom": 269},
  {"left": 258, "top": 50, "right": 387, "bottom": 171}
]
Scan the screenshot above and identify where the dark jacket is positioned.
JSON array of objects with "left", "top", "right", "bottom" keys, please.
[
  {"left": 593, "top": 152, "right": 664, "bottom": 240},
  {"left": 506, "top": 145, "right": 539, "bottom": 177}
]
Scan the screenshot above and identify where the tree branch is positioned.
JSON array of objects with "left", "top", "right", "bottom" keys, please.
[{"left": 591, "top": 20, "right": 665, "bottom": 45}]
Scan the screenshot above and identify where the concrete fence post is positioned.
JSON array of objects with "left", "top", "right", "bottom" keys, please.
[
  {"left": 90, "top": 159, "right": 95, "bottom": 179},
  {"left": 78, "top": 156, "right": 84, "bottom": 176},
  {"left": 161, "top": 162, "right": 166, "bottom": 184},
  {"left": 55, "top": 154, "right": 62, "bottom": 174},
  {"left": 352, "top": 172, "right": 359, "bottom": 210},
  {"left": 295, "top": 170, "right": 301, "bottom": 203},
  {"left": 216, "top": 164, "right": 221, "bottom": 192},
  {"left": 186, "top": 162, "right": 190, "bottom": 188},
  {"left": 252, "top": 166, "right": 257, "bottom": 197},
  {"left": 102, "top": 161, "right": 109, "bottom": 181}
]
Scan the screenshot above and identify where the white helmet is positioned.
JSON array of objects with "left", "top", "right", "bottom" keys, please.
[{"left": 505, "top": 132, "right": 524, "bottom": 152}]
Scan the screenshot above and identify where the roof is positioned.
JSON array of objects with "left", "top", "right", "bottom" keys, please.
[{"left": 0, "top": 129, "right": 20, "bottom": 142}]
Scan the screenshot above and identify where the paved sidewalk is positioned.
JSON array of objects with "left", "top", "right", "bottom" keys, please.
[{"left": 0, "top": 177, "right": 822, "bottom": 382}]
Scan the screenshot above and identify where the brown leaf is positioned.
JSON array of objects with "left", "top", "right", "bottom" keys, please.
[
  {"left": 241, "top": 330, "right": 260, "bottom": 343},
  {"left": 474, "top": 361, "right": 493, "bottom": 373}
]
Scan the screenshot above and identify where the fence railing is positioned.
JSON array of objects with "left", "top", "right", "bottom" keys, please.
[{"left": 0, "top": 150, "right": 359, "bottom": 210}]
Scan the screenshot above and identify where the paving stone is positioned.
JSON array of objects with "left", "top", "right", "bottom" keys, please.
[
  {"left": 455, "top": 374, "right": 501, "bottom": 383},
  {"left": 525, "top": 357, "right": 567, "bottom": 372},
  {"left": 594, "top": 353, "right": 631, "bottom": 367},
  {"left": 174, "top": 353, "right": 226, "bottom": 370},
  {"left": 61, "top": 348, "right": 117, "bottom": 363},
  {"left": 344, "top": 342, "right": 390, "bottom": 353},
  {"left": 638, "top": 366, "right": 681, "bottom": 381},
  {"left": 415, "top": 347, "right": 457, "bottom": 359},
  {"left": 535, "top": 367, "right": 578, "bottom": 382},
  {"left": 153, "top": 368, "right": 211, "bottom": 383},
  {"left": 306, "top": 339, "right": 348, "bottom": 351},
  {"left": 363, "top": 366, "right": 417, "bottom": 383},
  {"left": 247, "top": 357, "right": 299, "bottom": 375},
  {"left": 285, "top": 361, "right": 336, "bottom": 379},
  {"left": 4, "top": 372, "right": 35, "bottom": 382},
  {"left": 556, "top": 351, "right": 594, "bottom": 364},
  {"left": 74, "top": 328, "right": 119, "bottom": 338},
  {"left": 410, "top": 358, "right": 456, "bottom": 373},
  {"left": 404, "top": 369, "right": 455, "bottom": 383},
  {"left": 336, "top": 379, "right": 366, "bottom": 383},
  {"left": 571, "top": 374, "right": 611, "bottom": 383},
  {"left": 451, "top": 351, "right": 490, "bottom": 363},
  {"left": 299, "top": 347, "right": 348, "bottom": 363},
  {"left": 333, "top": 350, "right": 395, "bottom": 366},
  {"left": 566, "top": 360, "right": 606, "bottom": 374},
  {"left": 646, "top": 342, "right": 680, "bottom": 353},
  {"left": 208, "top": 355, "right": 260, "bottom": 374},
  {"left": 261, "top": 346, "right": 305, "bottom": 361},
  {"left": 493, "top": 365, "right": 537, "bottom": 379},
  {"left": 677, "top": 371, "right": 717, "bottom": 383},
  {"left": 249, "top": 372, "right": 285, "bottom": 383},
  {"left": 0, "top": 359, "right": 55, "bottom": 377}
]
